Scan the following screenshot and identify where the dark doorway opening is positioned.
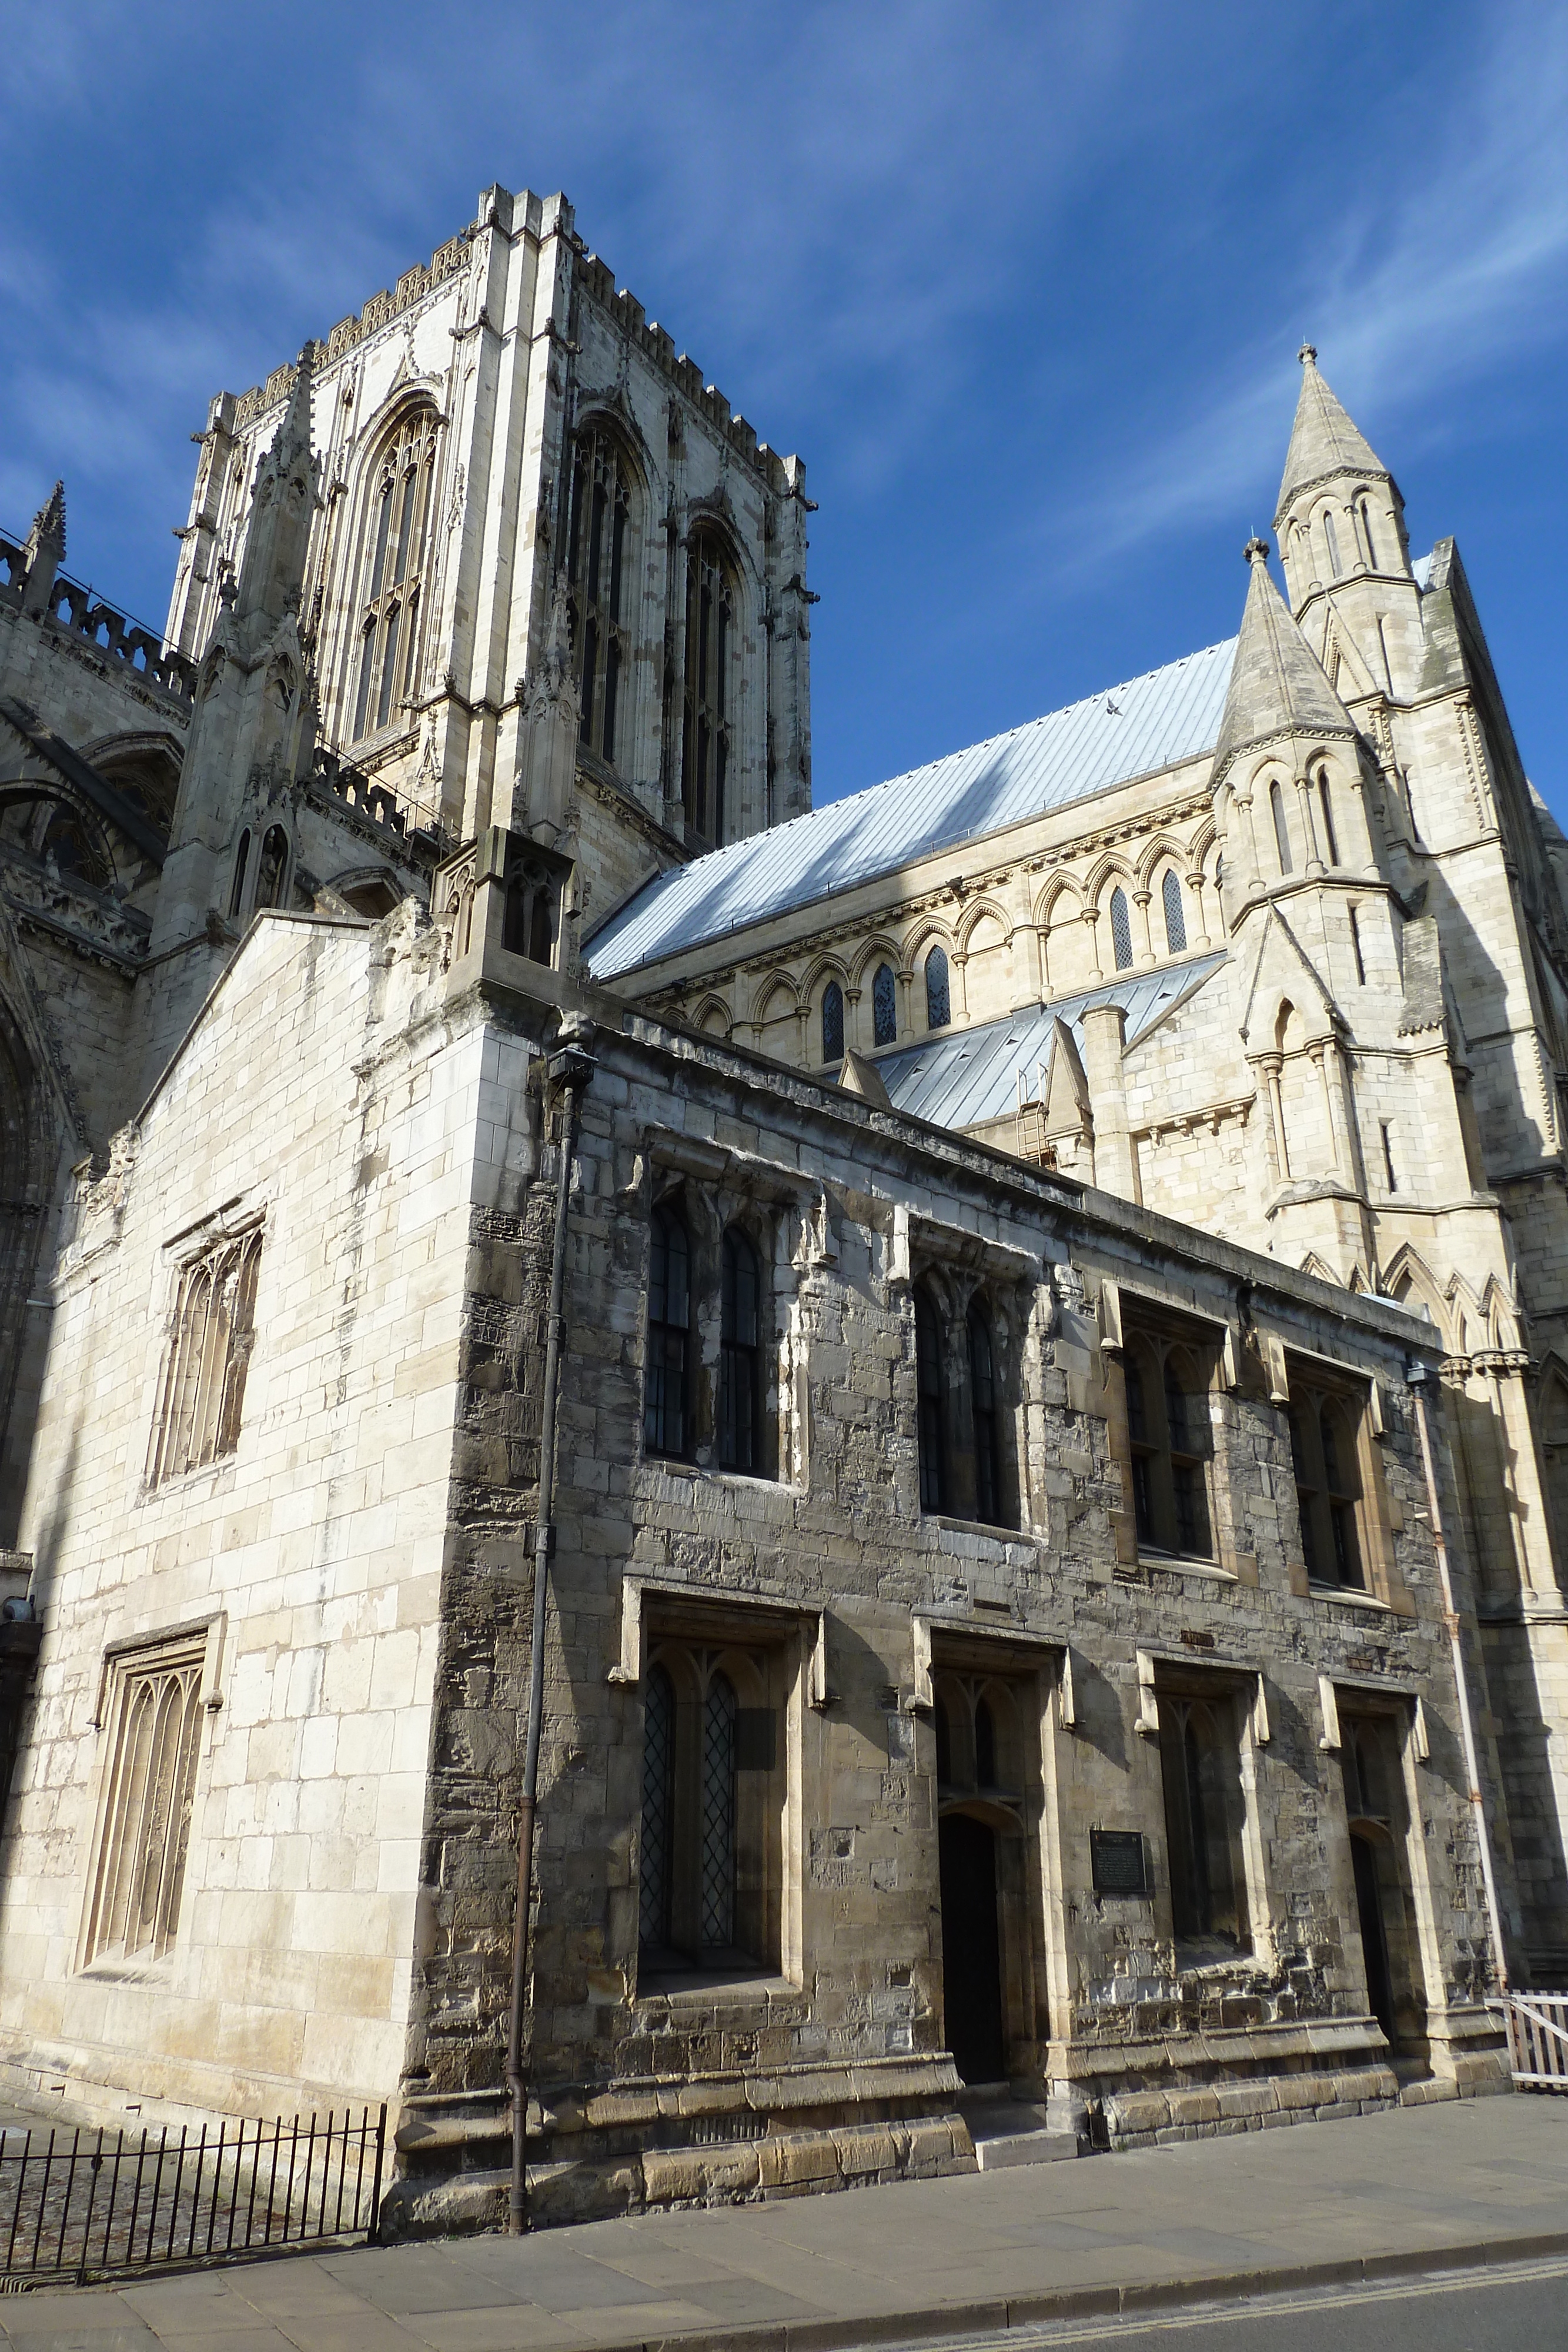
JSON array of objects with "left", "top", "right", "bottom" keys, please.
[
  {"left": 938, "top": 1812, "right": 1006, "bottom": 2084},
  {"left": 1351, "top": 1830, "right": 1396, "bottom": 2046}
]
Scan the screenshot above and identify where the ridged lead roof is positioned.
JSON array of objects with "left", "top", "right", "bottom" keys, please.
[
  {"left": 586, "top": 640, "right": 1237, "bottom": 981},
  {"left": 877, "top": 953, "right": 1228, "bottom": 1132}
]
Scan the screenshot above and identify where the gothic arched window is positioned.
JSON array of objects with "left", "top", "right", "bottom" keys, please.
[
  {"left": 968, "top": 1305, "right": 1004, "bottom": 1527},
  {"left": 719, "top": 1227, "right": 763, "bottom": 1475},
  {"left": 1162, "top": 867, "right": 1187, "bottom": 954},
  {"left": 1271, "top": 781, "right": 1294, "bottom": 874},
  {"left": 821, "top": 980, "right": 844, "bottom": 1064},
  {"left": 351, "top": 409, "right": 440, "bottom": 741},
  {"left": 1109, "top": 886, "right": 1133, "bottom": 971},
  {"left": 646, "top": 1205, "right": 691, "bottom": 1459},
  {"left": 567, "top": 425, "right": 635, "bottom": 766},
  {"left": 915, "top": 1285, "right": 946, "bottom": 1513},
  {"left": 872, "top": 961, "right": 897, "bottom": 1047},
  {"left": 925, "top": 946, "right": 951, "bottom": 1031},
  {"left": 682, "top": 527, "right": 735, "bottom": 847}
]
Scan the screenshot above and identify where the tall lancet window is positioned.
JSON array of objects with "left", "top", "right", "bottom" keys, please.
[
  {"left": 925, "top": 946, "right": 951, "bottom": 1031},
  {"left": 1109, "top": 887, "right": 1133, "bottom": 971},
  {"left": 682, "top": 527, "right": 735, "bottom": 848},
  {"left": 567, "top": 426, "right": 635, "bottom": 766},
  {"left": 1323, "top": 510, "right": 1342, "bottom": 578},
  {"left": 821, "top": 980, "right": 844, "bottom": 1064},
  {"left": 1358, "top": 499, "right": 1378, "bottom": 568},
  {"left": 1162, "top": 868, "right": 1187, "bottom": 954},
  {"left": 1271, "top": 782, "right": 1294, "bottom": 875},
  {"left": 352, "top": 409, "right": 440, "bottom": 741}
]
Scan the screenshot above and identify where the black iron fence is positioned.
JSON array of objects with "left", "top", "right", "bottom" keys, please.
[{"left": 0, "top": 2104, "right": 386, "bottom": 2286}]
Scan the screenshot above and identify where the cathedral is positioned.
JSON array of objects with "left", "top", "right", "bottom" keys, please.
[{"left": 0, "top": 179, "right": 1561, "bottom": 2231}]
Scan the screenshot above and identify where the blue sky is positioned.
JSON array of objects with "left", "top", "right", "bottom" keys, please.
[{"left": 4, "top": 1, "right": 1566, "bottom": 816}]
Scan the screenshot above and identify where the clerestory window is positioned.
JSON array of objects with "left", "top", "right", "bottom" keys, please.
[
  {"left": 567, "top": 426, "right": 635, "bottom": 766},
  {"left": 925, "top": 946, "right": 951, "bottom": 1031},
  {"left": 1162, "top": 867, "right": 1187, "bottom": 954},
  {"left": 147, "top": 1228, "right": 263, "bottom": 1488},
  {"left": 681, "top": 528, "right": 735, "bottom": 847},
  {"left": 872, "top": 961, "right": 897, "bottom": 1047},
  {"left": 351, "top": 410, "right": 439, "bottom": 742},
  {"left": 821, "top": 980, "right": 844, "bottom": 1065}
]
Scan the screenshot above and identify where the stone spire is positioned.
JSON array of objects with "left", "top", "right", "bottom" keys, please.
[
  {"left": 234, "top": 349, "right": 319, "bottom": 633},
  {"left": 1210, "top": 539, "right": 1358, "bottom": 791},
  {"left": 1275, "top": 346, "right": 1391, "bottom": 527}
]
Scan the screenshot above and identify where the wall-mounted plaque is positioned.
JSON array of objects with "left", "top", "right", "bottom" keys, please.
[{"left": 1091, "top": 1829, "right": 1149, "bottom": 1897}]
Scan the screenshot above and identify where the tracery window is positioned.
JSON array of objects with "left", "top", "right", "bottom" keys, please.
[
  {"left": 645, "top": 1205, "right": 691, "bottom": 1459},
  {"left": 1158, "top": 1688, "right": 1248, "bottom": 1957},
  {"left": 1109, "top": 887, "right": 1133, "bottom": 971},
  {"left": 925, "top": 946, "right": 951, "bottom": 1031},
  {"left": 567, "top": 426, "right": 634, "bottom": 766},
  {"left": 637, "top": 1633, "right": 783, "bottom": 1974},
  {"left": 682, "top": 527, "right": 735, "bottom": 847},
  {"left": 1121, "top": 1321, "right": 1215, "bottom": 1559},
  {"left": 147, "top": 1227, "right": 263, "bottom": 1489},
  {"left": 1288, "top": 1372, "right": 1366, "bottom": 1589},
  {"left": 872, "top": 961, "right": 897, "bottom": 1047},
  {"left": 82, "top": 1637, "right": 206, "bottom": 1967},
  {"left": 351, "top": 410, "right": 439, "bottom": 741},
  {"left": 821, "top": 980, "right": 844, "bottom": 1064},
  {"left": 719, "top": 1227, "right": 763, "bottom": 1475},
  {"left": 1162, "top": 868, "right": 1187, "bottom": 954},
  {"left": 915, "top": 1285, "right": 947, "bottom": 1513}
]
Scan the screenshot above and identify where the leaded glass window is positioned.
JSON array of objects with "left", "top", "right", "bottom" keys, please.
[
  {"left": 646, "top": 1207, "right": 690, "bottom": 1458},
  {"left": 1162, "top": 868, "right": 1186, "bottom": 954},
  {"left": 925, "top": 946, "right": 951, "bottom": 1031},
  {"left": 872, "top": 961, "right": 897, "bottom": 1047},
  {"left": 567, "top": 426, "right": 634, "bottom": 766},
  {"left": 719, "top": 1227, "right": 763, "bottom": 1475},
  {"left": 821, "top": 980, "right": 844, "bottom": 1064},
  {"left": 351, "top": 410, "right": 439, "bottom": 741},
  {"left": 682, "top": 529, "right": 734, "bottom": 847},
  {"left": 700, "top": 1672, "right": 738, "bottom": 1948},
  {"left": 1109, "top": 887, "right": 1133, "bottom": 971},
  {"left": 638, "top": 1663, "right": 676, "bottom": 1952}
]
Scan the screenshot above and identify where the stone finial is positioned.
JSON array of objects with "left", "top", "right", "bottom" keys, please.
[
  {"left": 1245, "top": 536, "right": 1271, "bottom": 566},
  {"left": 28, "top": 482, "right": 65, "bottom": 557},
  {"left": 1298, "top": 343, "right": 1318, "bottom": 367}
]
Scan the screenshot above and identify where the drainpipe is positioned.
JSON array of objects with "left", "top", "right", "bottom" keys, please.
[
  {"left": 1407, "top": 1360, "right": 1509, "bottom": 1994},
  {"left": 507, "top": 1016, "right": 596, "bottom": 2234}
]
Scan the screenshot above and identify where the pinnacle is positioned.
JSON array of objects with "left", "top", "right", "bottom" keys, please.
[
  {"left": 1275, "top": 348, "right": 1389, "bottom": 524},
  {"left": 28, "top": 480, "right": 65, "bottom": 555},
  {"left": 1210, "top": 538, "right": 1355, "bottom": 789}
]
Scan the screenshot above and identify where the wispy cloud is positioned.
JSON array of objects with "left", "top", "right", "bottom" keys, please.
[{"left": 1061, "top": 1, "right": 1568, "bottom": 572}]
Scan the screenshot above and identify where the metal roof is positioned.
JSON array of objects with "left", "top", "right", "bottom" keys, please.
[
  {"left": 586, "top": 639, "right": 1238, "bottom": 981},
  {"left": 876, "top": 952, "right": 1229, "bottom": 1132}
]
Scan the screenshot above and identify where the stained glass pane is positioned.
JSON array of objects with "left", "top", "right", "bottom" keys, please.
[
  {"left": 1162, "top": 868, "right": 1187, "bottom": 954},
  {"left": 1110, "top": 888, "right": 1132, "bottom": 971},
  {"left": 925, "top": 947, "right": 951, "bottom": 1030},
  {"left": 822, "top": 980, "right": 844, "bottom": 1063}
]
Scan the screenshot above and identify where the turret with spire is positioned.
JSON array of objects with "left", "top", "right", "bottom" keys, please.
[
  {"left": 1273, "top": 347, "right": 1424, "bottom": 701},
  {"left": 135, "top": 351, "right": 323, "bottom": 1083},
  {"left": 19, "top": 483, "right": 66, "bottom": 618}
]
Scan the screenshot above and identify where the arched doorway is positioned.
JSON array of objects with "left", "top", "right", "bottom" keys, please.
[{"left": 938, "top": 1812, "right": 1005, "bottom": 2084}]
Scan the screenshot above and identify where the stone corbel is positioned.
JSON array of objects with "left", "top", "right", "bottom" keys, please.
[
  {"left": 1412, "top": 1696, "right": 1429, "bottom": 1762},
  {"left": 910, "top": 1613, "right": 933, "bottom": 1712},
  {"left": 1098, "top": 1277, "right": 1125, "bottom": 1360},
  {"left": 1058, "top": 1646, "right": 1078, "bottom": 1732},
  {"left": 1261, "top": 1331, "right": 1290, "bottom": 1405},
  {"left": 809, "top": 1612, "right": 833, "bottom": 1709},
  {"left": 1251, "top": 1672, "right": 1271, "bottom": 1746}
]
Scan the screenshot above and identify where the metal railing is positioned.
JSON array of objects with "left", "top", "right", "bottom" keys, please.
[
  {"left": 0, "top": 2104, "right": 386, "bottom": 2286},
  {"left": 1496, "top": 1993, "right": 1568, "bottom": 2092}
]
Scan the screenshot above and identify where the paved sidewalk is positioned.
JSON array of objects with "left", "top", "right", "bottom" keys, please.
[{"left": 1, "top": 2097, "right": 1565, "bottom": 2351}]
